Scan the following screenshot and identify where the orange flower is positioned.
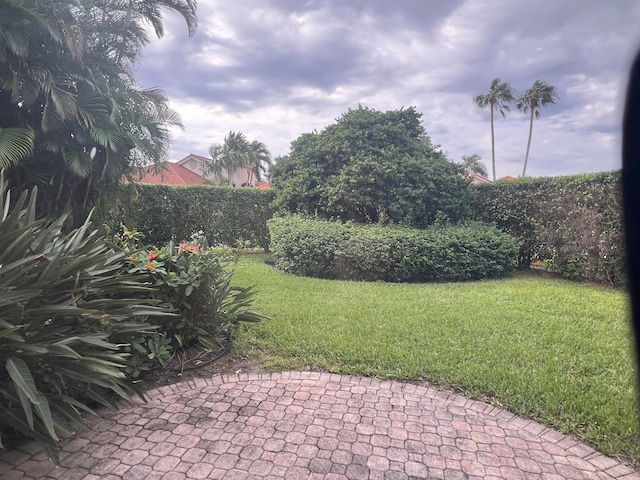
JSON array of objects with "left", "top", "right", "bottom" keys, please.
[
  {"left": 148, "top": 252, "right": 158, "bottom": 260},
  {"left": 146, "top": 261, "right": 157, "bottom": 272},
  {"left": 129, "top": 256, "right": 138, "bottom": 262},
  {"left": 123, "top": 231, "right": 131, "bottom": 237}
]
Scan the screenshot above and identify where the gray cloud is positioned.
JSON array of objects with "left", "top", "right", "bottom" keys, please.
[{"left": 136, "top": 0, "right": 640, "bottom": 177}]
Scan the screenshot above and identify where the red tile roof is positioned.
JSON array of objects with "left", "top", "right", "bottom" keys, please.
[
  {"left": 132, "top": 162, "right": 204, "bottom": 185},
  {"left": 257, "top": 181, "right": 270, "bottom": 189}
]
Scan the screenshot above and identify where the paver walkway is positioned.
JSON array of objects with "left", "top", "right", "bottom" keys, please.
[{"left": 0, "top": 372, "right": 638, "bottom": 480}]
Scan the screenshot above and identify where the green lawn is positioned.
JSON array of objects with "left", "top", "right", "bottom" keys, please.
[{"left": 232, "top": 254, "right": 639, "bottom": 463}]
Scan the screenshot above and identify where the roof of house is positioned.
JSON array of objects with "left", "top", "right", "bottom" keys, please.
[
  {"left": 499, "top": 175, "right": 517, "bottom": 181},
  {"left": 132, "top": 162, "right": 204, "bottom": 185},
  {"left": 469, "top": 172, "right": 491, "bottom": 184},
  {"left": 176, "top": 153, "right": 210, "bottom": 166},
  {"left": 256, "top": 181, "right": 270, "bottom": 189}
]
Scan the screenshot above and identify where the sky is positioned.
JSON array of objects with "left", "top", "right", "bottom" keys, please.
[{"left": 134, "top": 0, "right": 640, "bottom": 179}]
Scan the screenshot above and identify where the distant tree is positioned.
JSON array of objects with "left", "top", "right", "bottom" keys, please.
[
  {"left": 206, "top": 132, "right": 271, "bottom": 186},
  {"left": 473, "top": 78, "right": 516, "bottom": 181},
  {"left": 461, "top": 154, "right": 488, "bottom": 178},
  {"left": 246, "top": 140, "right": 272, "bottom": 185},
  {"left": 270, "top": 106, "right": 472, "bottom": 227},
  {"left": 517, "top": 80, "right": 559, "bottom": 177}
]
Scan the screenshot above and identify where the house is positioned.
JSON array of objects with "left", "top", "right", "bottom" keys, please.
[
  {"left": 131, "top": 162, "right": 204, "bottom": 185},
  {"left": 177, "top": 154, "right": 265, "bottom": 187},
  {"left": 130, "top": 154, "right": 270, "bottom": 188},
  {"left": 469, "top": 172, "right": 491, "bottom": 185}
]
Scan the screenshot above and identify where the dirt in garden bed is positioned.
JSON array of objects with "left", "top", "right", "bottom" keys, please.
[{"left": 136, "top": 346, "right": 269, "bottom": 392}]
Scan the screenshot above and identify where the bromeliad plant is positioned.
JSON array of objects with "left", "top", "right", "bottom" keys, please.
[
  {"left": 117, "top": 230, "right": 267, "bottom": 355},
  {"left": 0, "top": 171, "right": 172, "bottom": 463}
]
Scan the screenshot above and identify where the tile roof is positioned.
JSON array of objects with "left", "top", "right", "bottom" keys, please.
[{"left": 132, "top": 162, "right": 204, "bottom": 185}]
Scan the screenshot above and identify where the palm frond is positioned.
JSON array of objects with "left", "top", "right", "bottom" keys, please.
[{"left": 0, "top": 126, "right": 35, "bottom": 168}]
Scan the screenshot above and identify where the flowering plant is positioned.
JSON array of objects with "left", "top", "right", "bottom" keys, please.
[{"left": 116, "top": 228, "right": 265, "bottom": 352}]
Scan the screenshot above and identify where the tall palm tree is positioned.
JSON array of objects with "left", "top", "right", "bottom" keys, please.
[
  {"left": 460, "top": 153, "right": 488, "bottom": 178},
  {"left": 517, "top": 80, "right": 559, "bottom": 177},
  {"left": 473, "top": 78, "right": 515, "bottom": 181}
]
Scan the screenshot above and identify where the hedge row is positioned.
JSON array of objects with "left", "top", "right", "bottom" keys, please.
[
  {"left": 109, "top": 184, "right": 275, "bottom": 249},
  {"left": 473, "top": 171, "right": 625, "bottom": 286},
  {"left": 268, "top": 215, "right": 518, "bottom": 282}
]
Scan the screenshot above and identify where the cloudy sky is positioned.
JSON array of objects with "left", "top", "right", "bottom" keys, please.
[{"left": 135, "top": 0, "right": 640, "bottom": 179}]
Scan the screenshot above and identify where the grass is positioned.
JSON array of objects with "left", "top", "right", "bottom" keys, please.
[{"left": 231, "top": 254, "right": 639, "bottom": 464}]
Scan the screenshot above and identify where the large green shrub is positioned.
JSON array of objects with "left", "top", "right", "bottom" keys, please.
[
  {"left": 268, "top": 216, "right": 518, "bottom": 282},
  {"left": 109, "top": 183, "right": 275, "bottom": 249},
  {"left": 473, "top": 172, "right": 625, "bottom": 286},
  {"left": 0, "top": 174, "right": 170, "bottom": 463},
  {"left": 270, "top": 106, "right": 473, "bottom": 227}
]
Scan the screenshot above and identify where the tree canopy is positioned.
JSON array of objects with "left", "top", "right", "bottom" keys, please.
[
  {"left": 0, "top": 0, "right": 197, "bottom": 223},
  {"left": 270, "top": 106, "right": 471, "bottom": 228}
]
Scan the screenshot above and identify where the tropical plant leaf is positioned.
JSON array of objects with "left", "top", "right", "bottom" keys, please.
[
  {"left": 6, "top": 357, "right": 40, "bottom": 405},
  {"left": 63, "top": 151, "right": 93, "bottom": 178},
  {"left": 0, "top": 126, "right": 35, "bottom": 168}
]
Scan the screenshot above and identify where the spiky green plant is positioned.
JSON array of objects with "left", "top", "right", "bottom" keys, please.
[{"left": 0, "top": 170, "right": 171, "bottom": 463}]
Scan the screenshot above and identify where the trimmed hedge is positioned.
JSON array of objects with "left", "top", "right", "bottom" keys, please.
[
  {"left": 109, "top": 184, "right": 275, "bottom": 249},
  {"left": 473, "top": 171, "right": 625, "bottom": 286},
  {"left": 268, "top": 215, "right": 518, "bottom": 282}
]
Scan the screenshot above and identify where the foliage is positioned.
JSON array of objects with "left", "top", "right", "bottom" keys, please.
[
  {"left": 473, "top": 171, "right": 625, "bottom": 285},
  {"left": 205, "top": 131, "right": 272, "bottom": 186},
  {"left": 233, "top": 254, "right": 638, "bottom": 463},
  {"left": 516, "top": 80, "right": 559, "bottom": 177},
  {"left": 473, "top": 78, "right": 516, "bottom": 181},
  {"left": 268, "top": 215, "right": 518, "bottom": 282},
  {"left": 116, "top": 228, "right": 268, "bottom": 355},
  {"left": 0, "top": 172, "right": 169, "bottom": 463},
  {"left": 0, "top": 0, "right": 196, "bottom": 224},
  {"left": 270, "top": 106, "right": 472, "bottom": 227},
  {"left": 110, "top": 183, "right": 276, "bottom": 249},
  {"left": 460, "top": 153, "right": 488, "bottom": 178}
]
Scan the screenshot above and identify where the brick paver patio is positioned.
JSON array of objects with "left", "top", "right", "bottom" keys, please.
[{"left": 0, "top": 372, "right": 638, "bottom": 479}]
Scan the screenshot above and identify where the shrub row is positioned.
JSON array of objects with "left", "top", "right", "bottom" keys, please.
[
  {"left": 108, "top": 184, "right": 276, "bottom": 249},
  {"left": 473, "top": 171, "right": 625, "bottom": 286},
  {"left": 268, "top": 216, "right": 518, "bottom": 282}
]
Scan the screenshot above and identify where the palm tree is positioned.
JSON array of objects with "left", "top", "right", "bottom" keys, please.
[
  {"left": 206, "top": 132, "right": 251, "bottom": 185},
  {"left": 461, "top": 154, "right": 488, "bottom": 178},
  {"left": 517, "top": 80, "right": 559, "bottom": 177},
  {"left": 0, "top": 0, "right": 197, "bottom": 222},
  {"left": 246, "top": 140, "right": 272, "bottom": 186},
  {"left": 473, "top": 78, "right": 516, "bottom": 181}
]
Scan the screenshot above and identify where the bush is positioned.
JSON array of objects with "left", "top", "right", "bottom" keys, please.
[
  {"left": 473, "top": 172, "right": 625, "bottom": 286},
  {"left": 108, "top": 183, "right": 275, "bottom": 249},
  {"left": 0, "top": 173, "right": 170, "bottom": 463},
  {"left": 115, "top": 229, "right": 268, "bottom": 372},
  {"left": 268, "top": 216, "right": 518, "bottom": 282}
]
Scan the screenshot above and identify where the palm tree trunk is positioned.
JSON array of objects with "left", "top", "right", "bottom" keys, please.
[
  {"left": 522, "top": 108, "right": 534, "bottom": 177},
  {"left": 490, "top": 107, "right": 496, "bottom": 181}
]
